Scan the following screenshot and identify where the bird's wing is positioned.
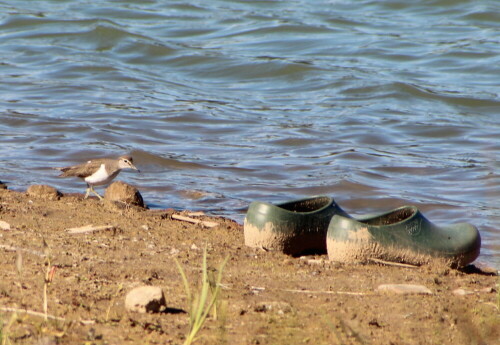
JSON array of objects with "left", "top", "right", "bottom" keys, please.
[{"left": 56, "top": 159, "right": 107, "bottom": 178}]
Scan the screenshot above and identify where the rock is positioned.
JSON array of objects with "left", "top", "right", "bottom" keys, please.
[
  {"left": 125, "top": 286, "right": 166, "bottom": 313},
  {"left": 26, "top": 185, "right": 62, "bottom": 200},
  {"left": 0, "top": 181, "right": 6, "bottom": 189},
  {"left": 377, "top": 284, "right": 433, "bottom": 295},
  {"left": 306, "top": 259, "right": 326, "bottom": 266},
  {"left": 0, "top": 220, "right": 11, "bottom": 230},
  {"left": 452, "top": 288, "right": 473, "bottom": 296},
  {"left": 104, "top": 181, "right": 144, "bottom": 207}
]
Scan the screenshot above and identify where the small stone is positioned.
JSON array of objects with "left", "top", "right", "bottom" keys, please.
[
  {"left": 104, "top": 181, "right": 144, "bottom": 207},
  {"left": 0, "top": 220, "right": 11, "bottom": 230},
  {"left": 306, "top": 259, "right": 325, "bottom": 266},
  {"left": 250, "top": 286, "right": 265, "bottom": 294},
  {"left": 377, "top": 284, "right": 433, "bottom": 295},
  {"left": 254, "top": 301, "right": 293, "bottom": 314},
  {"left": 452, "top": 288, "right": 473, "bottom": 296},
  {"left": 125, "top": 286, "right": 166, "bottom": 313},
  {"left": 27, "top": 185, "right": 62, "bottom": 200}
]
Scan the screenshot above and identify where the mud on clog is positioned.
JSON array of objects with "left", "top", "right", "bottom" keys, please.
[
  {"left": 244, "top": 196, "right": 349, "bottom": 256},
  {"left": 327, "top": 206, "right": 481, "bottom": 267}
]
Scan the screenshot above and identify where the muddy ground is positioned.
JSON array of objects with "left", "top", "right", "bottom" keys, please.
[{"left": 0, "top": 184, "right": 498, "bottom": 345}]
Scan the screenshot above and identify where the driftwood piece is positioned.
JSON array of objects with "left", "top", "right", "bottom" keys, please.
[
  {"left": 0, "top": 307, "right": 66, "bottom": 322},
  {"left": 66, "top": 224, "right": 116, "bottom": 234},
  {"left": 0, "top": 307, "right": 95, "bottom": 324},
  {"left": 171, "top": 214, "right": 218, "bottom": 228}
]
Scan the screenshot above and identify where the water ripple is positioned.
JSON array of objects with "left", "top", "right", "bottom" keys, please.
[{"left": 0, "top": 0, "right": 498, "bottom": 267}]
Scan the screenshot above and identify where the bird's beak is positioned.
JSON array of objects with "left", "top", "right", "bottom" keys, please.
[{"left": 131, "top": 164, "right": 140, "bottom": 172}]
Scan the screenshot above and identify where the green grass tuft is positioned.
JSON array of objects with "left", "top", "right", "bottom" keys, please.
[{"left": 175, "top": 247, "right": 229, "bottom": 345}]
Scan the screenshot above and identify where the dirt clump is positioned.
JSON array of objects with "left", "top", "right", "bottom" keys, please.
[
  {"left": 26, "top": 185, "right": 62, "bottom": 201},
  {"left": 0, "top": 186, "right": 498, "bottom": 345},
  {"left": 104, "top": 181, "right": 144, "bottom": 207}
]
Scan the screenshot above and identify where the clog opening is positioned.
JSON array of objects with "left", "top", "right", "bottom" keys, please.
[
  {"left": 279, "top": 196, "right": 331, "bottom": 213},
  {"left": 362, "top": 207, "right": 416, "bottom": 226}
]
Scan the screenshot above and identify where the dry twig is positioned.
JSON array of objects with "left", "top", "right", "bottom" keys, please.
[
  {"left": 368, "top": 258, "right": 419, "bottom": 268},
  {"left": 283, "top": 289, "right": 371, "bottom": 296},
  {"left": 0, "top": 307, "right": 65, "bottom": 322},
  {"left": 0, "top": 244, "right": 46, "bottom": 257},
  {"left": 66, "top": 224, "right": 115, "bottom": 234},
  {"left": 172, "top": 214, "right": 218, "bottom": 228}
]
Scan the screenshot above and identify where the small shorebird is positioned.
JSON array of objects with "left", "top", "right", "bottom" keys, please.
[{"left": 55, "top": 155, "right": 139, "bottom": 200}]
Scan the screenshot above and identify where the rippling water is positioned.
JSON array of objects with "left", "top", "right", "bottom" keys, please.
[{"left": 0, "top": 0, "right": 498, "bottom": 268}]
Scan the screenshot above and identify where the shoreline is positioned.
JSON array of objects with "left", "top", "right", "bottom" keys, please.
[{"left": 0, "top": 184, "right": 498, "bottom": 344}]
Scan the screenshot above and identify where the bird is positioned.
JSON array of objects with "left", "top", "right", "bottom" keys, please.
[{"left": 55, "top": 155, "right": 139, "bottom": 200}]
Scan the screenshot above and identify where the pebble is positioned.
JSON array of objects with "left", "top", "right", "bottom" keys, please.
[
  {"left": 104, "top": 181, "right": 144, "bottom": 207},
  {"left": 377, "top": 284, "right": 433, "bottom": 295},
  {"left": 254, "top": 301, "right": 293, "bottom": 315},
  {"left": 26, "top": 185, "right": 62, "bottom": 200},
  {"left": 452, "top": 288, "right": 474, "bottom": 296},
  {"left": 125, "top": 286, "right": 167, "bottom": 313},
  {"left": 0, "top": 220, "right": 11, "bottom": 231}
]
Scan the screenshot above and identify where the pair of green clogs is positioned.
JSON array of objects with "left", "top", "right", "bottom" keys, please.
[{"left": 244, "top": 196, "right": 481, "bottom": 267}]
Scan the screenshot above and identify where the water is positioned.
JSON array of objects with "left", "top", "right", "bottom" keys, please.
[{"left": 0, "top": 0, "right": 498, "bottom": 268}]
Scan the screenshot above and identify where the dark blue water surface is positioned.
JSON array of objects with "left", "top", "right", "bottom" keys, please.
[{"left": 0, "top": 0, "right": 498, "bottom": 268}]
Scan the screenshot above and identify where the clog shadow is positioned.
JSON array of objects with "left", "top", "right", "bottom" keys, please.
[{"left": 458, "top": 264, "right": 498, "bottom": 276}]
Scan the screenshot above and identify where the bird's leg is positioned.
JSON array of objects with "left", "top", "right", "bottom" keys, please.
[
  {"left": 86, "top": 184, "right": 103, "bottom": 200},
  {"left": 90, "top": 185, "right": 104, "bottom": 200}
]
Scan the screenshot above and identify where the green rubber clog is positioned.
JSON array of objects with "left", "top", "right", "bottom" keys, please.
[
  {"left": 327, "top": 206, "right": 481, "bottom": 267},
  {"left": 244, "top": 196, "right": 349, "bottom": 256}
]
